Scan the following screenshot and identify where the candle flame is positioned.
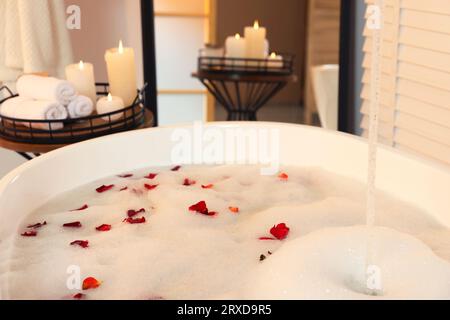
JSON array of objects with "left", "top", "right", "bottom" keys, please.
[
  {"left": 118, "top": 40, "right": 124, "bottom": 54},
  {"left": 235, "top": 33, "right": 241, "bottom": 39},
  {"left": 253, "top": 20, "right": 259, "bottom": 29},
  {"left": 270, "top": 52, "right": 277, "bottom": 58},
  {"left": 107, "top": 93, "right": 113, "bottom": 101},
  {"left": 79, "top": 60, "right": 84, "bottom": 70}
]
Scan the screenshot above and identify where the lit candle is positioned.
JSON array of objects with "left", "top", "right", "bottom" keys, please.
[
  {"left": 244, "top": 20, "right": 267, "bottom": 59},
  {"left": 104, "top": 40, "right": 137, "bottom": 106},
  {"left": 96, "top": 93, "right": 125, "bottom": 121},
  {"left": 65, "top": 60, "right": 97, "bottom": 104},
  {"left": 267, "top": 52, "right": 283, "bottom": 69},
  {"left": 225, "top": 33, "right": 246, "bottom": 58}
]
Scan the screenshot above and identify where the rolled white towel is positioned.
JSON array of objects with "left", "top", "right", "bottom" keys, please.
[
  {"left": 16, "top": 75, "right": 77, "bottom": 105},
  {"left": 0, "top": 96, "right": 67, "bottom": 130},
  {"left": 67, "top": 95, "right": 94, "bottom": 118}
]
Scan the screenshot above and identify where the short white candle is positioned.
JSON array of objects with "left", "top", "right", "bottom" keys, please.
[
  {"left": 244, "top": 21, "right": 267, "bottom": 59},
  {"left": 65, "top": 60, "right": 97, "bottom": 104},
  {"left": 225, "top": 33, "right": 246, "bottom": 58},
  {"left": 104, "top": 40, "right": 137, "bottom": 106},
  {"left": 96, "top": 93, "right": 125, "bottom": 121},
  {"left": 201, "top": 46, "right": 224, "bottom": 66},
  {"left": 267, "top": 52, "right": 283, "bottom": 69}
]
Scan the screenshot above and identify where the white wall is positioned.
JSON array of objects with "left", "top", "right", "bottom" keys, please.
[{"left": 69, "top": 0, "right": 143, "bottom": 86}]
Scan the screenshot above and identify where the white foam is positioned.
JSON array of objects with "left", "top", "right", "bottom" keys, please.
[{"left": 6, "top": 165, "right": 450, "bottom": 299}]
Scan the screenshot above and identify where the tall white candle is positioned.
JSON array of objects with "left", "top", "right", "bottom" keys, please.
[
  {"left": 244, "top": 21, "right": 267, "bottom": 59},
  {"left": 225, "top": 33, "right": 246, "bottom": 58},
  {"left": 65, "top": 61, "right": 97, "bottom": 104},
  {"left": 104, "top": 40, "right": 137, "bottom": 106}
]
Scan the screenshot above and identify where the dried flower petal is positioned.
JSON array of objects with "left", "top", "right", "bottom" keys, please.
[
  {"left": 145, "top": 173, "right": 158, "bottom": 179},
  {"left": 228, "top": 207, "right": 239, "bottom": 213},
  {"left": 171, "top": 165, "right": 181, "bottom": 171},
  {"left": 124, "top": 217, "right": 146, "bottom": 224},
  {"left": 63, "top": 221, "right": 82, "bottom": 228},
  {"left": 70, "top": 240, "right": 89, "bottom": 248},
  {"left": 96, "top": 184, "right": 114, "bottom": 193},
  {"left": 71, "top": 204, "right": 88, "bottom": 212},
  {"left": 82, "top": 277, "right": 101, "bottom": 290},
  {"left": 27, "top": 221, "right": 47, "bottom": 229},
  {"left": 96, "top": 224, "right": 111, "bottom": 232},
  {"left": 127, "top": 208, "right": 146, "bottom": 218},
  {"left": 270, "top": 223, "right": 290, "bottom": 240},
  {"left": 118, "top": 174, "right": 133, "bottom": 178},
  {"left": 278, "top": 173, "right": 289, "bottom": 181},
  {"left": 73, "top": 293, "right": 85, "bottom": 300},
  {"left": 183, "top": 178, "right": 196, "bottom": 186},
  {"left": 21, "top": 230, "right": 37, "bottom": 237},
  {"left": 144, "top": 184, "right": 158, "bottom": 190},
  {"left": 201, "top": 184, "right": 214, "bottom": 189}
]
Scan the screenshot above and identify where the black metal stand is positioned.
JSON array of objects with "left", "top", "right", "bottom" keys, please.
[
  {"left": 0, "top": 83, "right": 148, "bottom": 145},
  {"left": 193, "top": 54, "right": 296, "bottom": 121}
]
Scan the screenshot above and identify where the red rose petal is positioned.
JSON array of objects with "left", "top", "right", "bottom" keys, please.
[
  {"left": 96, "top": 184, "right": 114, "bottom": 193},
  {"left": 71, "top": 204, "right": 88, "bottom": 212},
  {"left": 270, "top": 223, "right": 290, "bottom": 240},
  {"left": 82, "top": 277, "right": 101, "bottom": 290},
  {"left": 73, "top": 293, "right": 85, "bottom": 300},
  {"left": 118, "top": 174, "right": 133, "bottom": 178},
  {"left": 127, "top": 208, "right": 146, "bottom": 218},
  {"left": 228, "top": 207, "right": 239, "bottom": 213},
  {"left": 123, "top": 217, "right": 146, "bottom": 224},
  {"left": 21, "top": 230, "right": 37, "bottom": 237},
  {"left": 189, "top": 201, "right": 208, "bottom": 214},
  {"left": 120, "top": 186, "right": 128, "bottom": 191},
  {"left": 278, "top": 173, "right": 289, "bottom": 181},
  {"left": 27, "top": 221, "right": 47, "bottom": 229},
  {"left": 63, "top": 221, "right": 82, "bottom": 228},
  {"left": 96, "top": 224, "right": 111, "bottom": 232},
  {"left": 70, "top": 240, "right": 89, "bottom": 248},
  {"left": 201, "top": 184, "right": 214, "bottom": 189},
  {"left": 145, "top": 173, "right": 158, "bottom": 179},
  {"left": 258, "top": 237, "right": 277, "bottom": 240},
  {"left": 183, "top": 178, "right": 196, "bottom": 186},
  {"left": 171, "top": 165, "right": 181, "bottom": 171},
  {"left": 144, "top": 184, "right": 158, "bottom": 190},
  {"left": 188, "top": 201, "right": 217, "bottom": 216}
]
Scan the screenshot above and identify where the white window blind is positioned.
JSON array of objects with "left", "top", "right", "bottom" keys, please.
[{"left": 360, "top": 0, "right": 450, "bottom": 165}]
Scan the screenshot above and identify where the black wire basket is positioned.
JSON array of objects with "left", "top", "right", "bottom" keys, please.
[
  {"left": 0, "top": 83, "right": 149, "bottom": 144},
  {"left": 198, "top": 50, "right": 294, "bottom": 75}
]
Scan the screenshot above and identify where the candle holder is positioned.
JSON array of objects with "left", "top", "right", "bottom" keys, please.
[
  {"left": 193, "top": 52, "right": 296, "bottom": 120},
  {"left": 0, "top": 83, "right": 153, "bottom": 146}
]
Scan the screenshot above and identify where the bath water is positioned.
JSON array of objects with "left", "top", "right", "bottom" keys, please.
[{"left": 365, "top": 0, "right": 383, "bottom": 295}]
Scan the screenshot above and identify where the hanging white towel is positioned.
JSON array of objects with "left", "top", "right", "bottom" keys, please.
[
  {"left": 0, "top": 0, "right": 73, "bottom": 82},
  {"left": 67, "top": 95, "right": 94, "bottom": 118},
  {"left": 0, "top": 96, "right": 67, "bottom": 130},
  {"left": 16, "top": 75, "right": 77, "bottom": 105}
]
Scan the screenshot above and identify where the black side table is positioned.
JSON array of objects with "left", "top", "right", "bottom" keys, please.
[{"left": 192, "top": 54, "right": 297, "bottom": 121}]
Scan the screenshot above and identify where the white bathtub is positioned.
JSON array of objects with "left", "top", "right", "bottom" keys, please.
[{"left": 0, "top": 122, "right": 449, "bottom": 299}]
